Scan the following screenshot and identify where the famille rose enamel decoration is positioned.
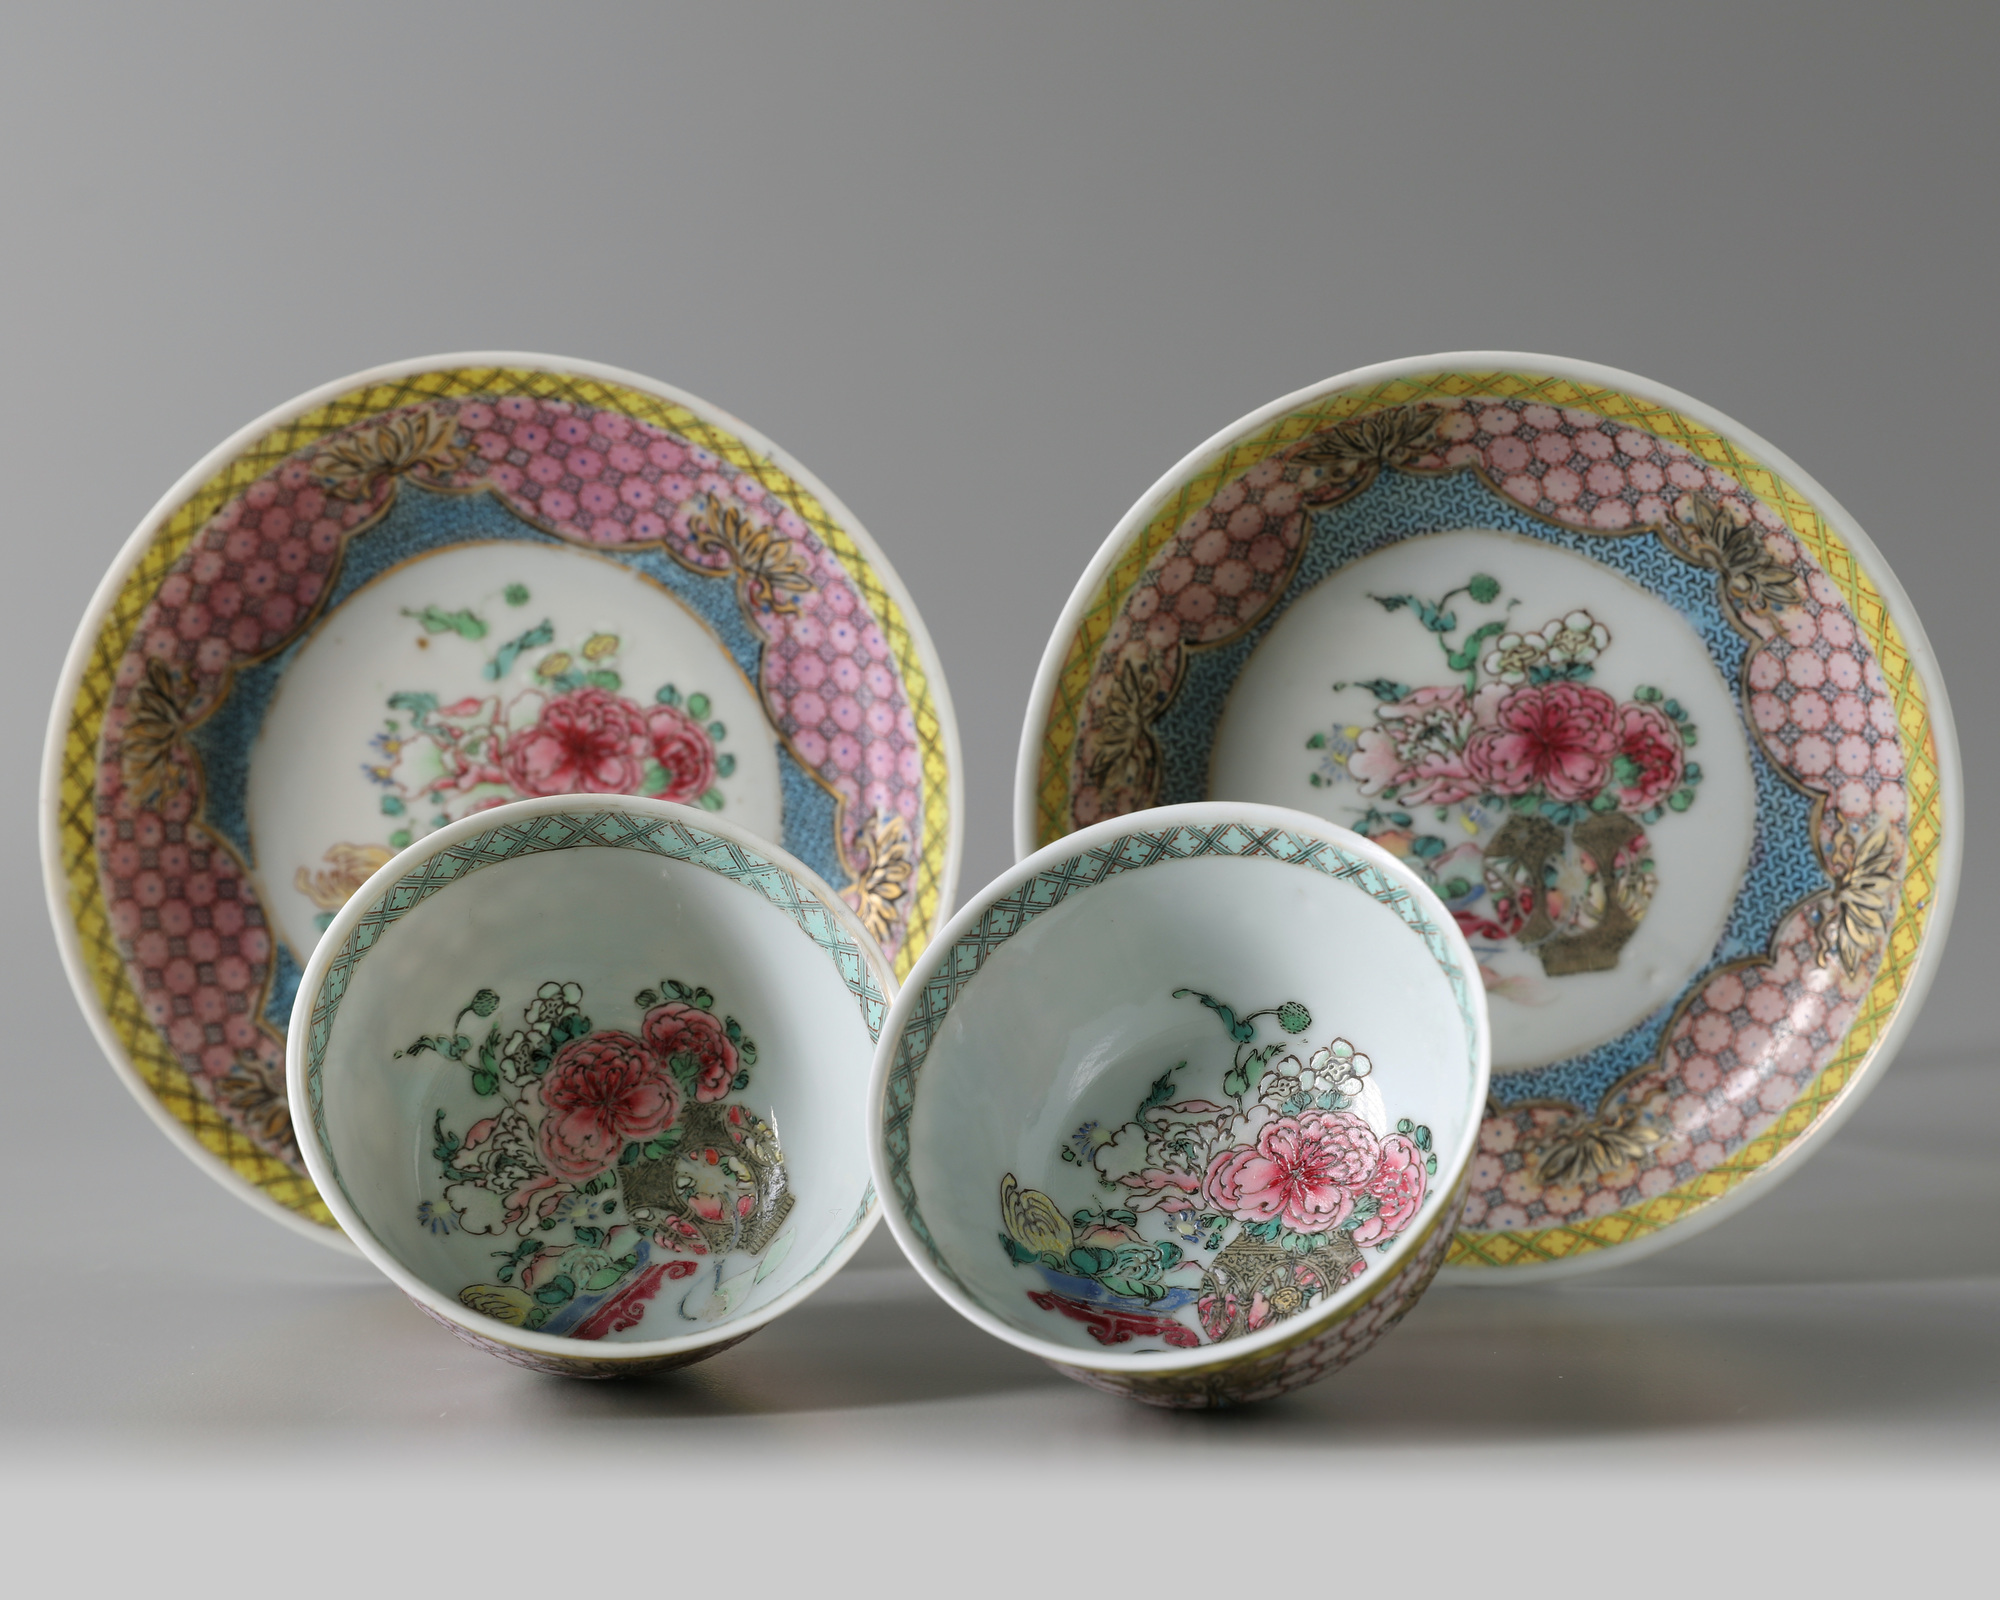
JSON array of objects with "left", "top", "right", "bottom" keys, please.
[
  {"left": 45, "top": 355, "right": 960, "bottom": 1244},
  {"left": 1018, "top": 354, "right": 1959, "bottom": 1279}
]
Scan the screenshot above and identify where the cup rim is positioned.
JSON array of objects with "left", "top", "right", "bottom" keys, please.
[
  {"left": 286, "top": 791, "right": 894, "bottom": 1362},
  {"left": 1010, "top": 350, "right": 1964, "bottom": 1278},
  {"left": 867, "top": 798, "right": 1493, "bottom": 1375}
]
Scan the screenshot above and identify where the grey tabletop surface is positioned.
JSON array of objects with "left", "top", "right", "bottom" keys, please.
[{"left": 3, "top": 4, "right": 1994, "bottom": 1592}]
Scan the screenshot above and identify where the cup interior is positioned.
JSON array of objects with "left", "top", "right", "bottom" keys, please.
[
  {"left": 894, "top": 841, "right": 1484, "bottom": 1359},
  {"left": 308, "top": 826, "right": 880, "bottom": 1347}
]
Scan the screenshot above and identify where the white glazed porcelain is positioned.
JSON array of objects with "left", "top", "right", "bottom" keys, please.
[
  {"left": 870, "top": 801, "right": 1490, "bottom": 1407},
  {"left": 44, "top": 352, "right": 960, "bottom": 1250},
  {"left": 1015, "top": 353, "right": 1960, "bottom": 1281},
  {"left": 289, "top": 794, "right": 892, "bottom": 1376}
]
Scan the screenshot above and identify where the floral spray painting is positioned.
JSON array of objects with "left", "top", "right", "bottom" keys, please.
[{"left": 1000, "top": 987, "right": 1438, "bottom": 1351}]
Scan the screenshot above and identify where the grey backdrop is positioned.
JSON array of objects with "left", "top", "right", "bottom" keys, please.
[{"left": 2, "top": 3, "right": 1993, "bottom": 1585}]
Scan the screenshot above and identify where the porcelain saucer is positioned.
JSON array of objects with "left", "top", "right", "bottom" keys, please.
[
  {"left": 44, "top": 353, "right": 961, "bottom": 1248},
  {"left": 1016, "top": 352, "right": 1959, "bottom": 1279}
]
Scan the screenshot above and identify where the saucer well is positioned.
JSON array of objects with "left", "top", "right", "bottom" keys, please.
[
  {"left": 1016, "top": 353, "right": 1960, "bottom": 1279},
  {"left": 44, "top": 354, "right": 961, "bottom": 1247}
]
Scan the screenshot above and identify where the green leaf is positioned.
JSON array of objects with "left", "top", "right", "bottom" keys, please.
[
  {"left": 730, "top": 1070, "right": 750, "bottom": 1091},
  {"left": 1139, "top": 1062, "right": 1184, "bottom": 1114},
  {"left": 699, "top": 789, "right": 725, "bottom": 811},
  {"left": 1415, "top": 1124, "right": 1432, "bottom": 1151},
  {"left": 469, "top": 1068, "right": 498, "bottom": 1097},
  {"left": 1445, "top": 619, "right": 1506, "bottom": 672},
  {"left": 1306, "top": 731, "right": 1328, "bottom": 749},
  {"left": 572, "top": 1226, "right": 604, "bottom": 1248},
  {"left": 484, "top": 619, "right": 555, "bottom": 681},
  {"left": 584, "top": 1268, "right": 625, "bottom": 1292},
  {"left": 586, "top": 670, "right": 622, "bottom": 691},
  {"left": 388, "top": 829, "right": 412, "bottom": 849},
  {"left": 1681, "top": 726, "right": 1699, "bottom": 749},
  {"left": 1467, "top": 573, "right": 1501, "bottom": 605},
  {"left": 533, "top": 1274, "right": 576, "bottom": 1307},
  {"left": 725, "top": 1017, "right": 743, "bottom": 1042},
  {"left": 1355, "top": 677, "right": 1414, "bottom": 702},
  {"left": 1397, "top": 1118, "right": 1414, "bottom": 1134},
  {"left": 1277, "top": 1001, "right": 1311, "bottom": 1033},
  {"left": 687, "top": 693, "right": 711, "bottom": 719},
  {"left": 1155, "top": 1239, "right": 1183, "bottom": 1272},
  {"left": 634, "top": 988, "right": 659, "bottom": 1009},
  {"left": 380, "top": 794, "right": 406, "bottom": 817},
  {"left": 1222, "top": 1067, "right": 1248, "bottom": 1099},
  {"left": 716, "top": 753, "right": 737, "bottom": 777},
  {"left": 1634, "top": 684, "right": 1661, "bottom": 702},
  {"left": 504, "top": 584, "right": 529, "bottom": 606},
  {"left": 738, "top": 1042, "right": 757, "bottom": 1066},
  {"left": 1410, "top": 835, "right": 1446, "bottom": 859},
  {"left": 667, "top": 1051, "right": 699, "bottom": 1087},
  {"left": 1068, "top": 1247, "right": 1115, "bottom": 1276},
  {"left": 655, "top": 683, "right": 681, "bottom": 705},
  {"left": 387, "top": 691, "right": 438, "bottom": 716},
  {"left": 693, "top": 988, "right": 714, "bottom": 1011},
  {"left": 403, "top": 605, "right": 488, "bottom": 640},
  {"left": 446, "top": 1033, "right": 472, "bottom": 1061}
]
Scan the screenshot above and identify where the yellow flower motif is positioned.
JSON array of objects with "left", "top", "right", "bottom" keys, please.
[
  {"left": 313, "top": 407, "right": 467, "bottom": 502},
  {"left": 581, "top": 633, "right": 620, "bottom": 661},
  {"left": 1000, "top": 1173, "right": 1073, "bottom": 1261},
  {"left": 537, "top": 652, "right": 574, "bottom": 680},
  {"left": 295, "top": 842, "right": 395, "bottom": 911},
  {"left": 459, "top": 1284, "right": 535, "bottom": 1326},
  {"left": 1812, "top": 824, "right": 1901, "bottom": 977},
  {"left": 840, "top": 810, "right": 914, "bottom": 947},
  {"left": 686, "top": 500, "right": 814, "bottom": 620}
]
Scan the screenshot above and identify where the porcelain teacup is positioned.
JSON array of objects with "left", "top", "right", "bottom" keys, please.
[
  {"left": 869, "top": 800, "right": 1490, "bottom": 1406},
  {"left": 288, "top": 794, "right": 891, "bottom": 1376}
]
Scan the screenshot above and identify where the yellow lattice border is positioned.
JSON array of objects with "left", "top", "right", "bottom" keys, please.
[
  {"left": 57, "top": 365, "right": 953, "bottom": 1227},
  {"left": 1029, "top": 369, "right": 1943, "bottom": 1269}
]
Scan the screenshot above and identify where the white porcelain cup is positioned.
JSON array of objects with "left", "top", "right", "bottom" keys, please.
[
  {"left": 288, "top": 795, "right": 891, "bottom": 1377},
  {"left": 869, "top": 800, "right": 1491, "bottom": 1407}
]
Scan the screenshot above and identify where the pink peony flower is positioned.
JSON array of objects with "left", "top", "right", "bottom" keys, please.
[
  {"left": 1351, "top": 1133, "right": 1427, "bottom": 1244},
  {"left": 536, "top": 1030, "right": 681, "bottom": 1182},
  {"left": 641, "top": 1002, "right": 738, "bottom": 1101},
  {"left": 1204, "top": 1111, "right": 1381, "bottom": 1235},
  {"left": 642, "top": 702, "right": 718, "bottom": 803},
  {"left": 1348, "top": 685, "right": 1486, "bottom": 805},
  {"left": 502, "top": 686, "right": 651, "bottom": 796},
  {"left": 1466, "top": 681, "right": 1620, "bottom": 802},
  {"left": 1613, "top": 701, "right": 1684, "bottom": 813}
]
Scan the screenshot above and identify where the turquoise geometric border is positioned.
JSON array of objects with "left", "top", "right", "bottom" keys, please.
[
  {"left": 303, "top": 809, "right": 890, "bottom": 1188},
  {"left": 879, "top": 819, "right": 1480, "bottom": 1292}
]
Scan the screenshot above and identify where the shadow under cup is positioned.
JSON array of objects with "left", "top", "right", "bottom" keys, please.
[
  {"left": 879, "top": 813, "right": 1490, "bottom": 1405},
  {"left": 299, "top": 810, "right": 884, "bottom": 1376}
]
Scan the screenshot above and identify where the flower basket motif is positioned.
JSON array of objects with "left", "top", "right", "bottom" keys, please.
[
  {"left": 411, "top": 976, "right": 794, "bottom": 1341},
  {"left": 998, "top": 989, "right": 1439, "bottom": 1351},
  {"left": 1311, "top": 572, "right": 1702, "bottom": 985}
]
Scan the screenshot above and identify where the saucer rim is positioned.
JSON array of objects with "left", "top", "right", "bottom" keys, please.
[
  {"left": 1010, "top": 350, "right": 1964, "bottom": 1281},
  {"left": 42, "top": 350, "right": 963, "bottom": 1253}
]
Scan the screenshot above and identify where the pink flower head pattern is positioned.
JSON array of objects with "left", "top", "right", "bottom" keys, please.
[
  {"left": 1205, "top": 1111, "right": 1382, "bottom": 1234},
  {"left": 423, "top": 976, "right": 788, "bottom": 1341},
  {"left": 537, "top": 1030, "right": 680, "bottom": 1182},
  {"left": 84, "top": 377, "right": 934, "bottom": 1208},
  {"left": 1002, "top": 989, "right": 1441, "bottom": 1350}
]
